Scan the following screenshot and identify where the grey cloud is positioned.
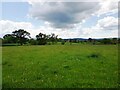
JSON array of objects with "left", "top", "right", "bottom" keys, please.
[
  {"left": 29, "top": 2, "right": 100, "bottom": 28},
  {"left": 103, "top": 25, "right": 118, "bottom": 30}
]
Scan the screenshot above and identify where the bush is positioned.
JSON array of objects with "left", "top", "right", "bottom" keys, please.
[
  {"left": 61, "top": 41, "right": 65, "bottom": 45},
  {"left": 29, "top": 39, "right": 37, "bottom": 45}
]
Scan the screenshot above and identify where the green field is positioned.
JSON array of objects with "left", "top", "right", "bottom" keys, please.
[{"left": 2, "top": 44, "right": 118, "bottom": 88}]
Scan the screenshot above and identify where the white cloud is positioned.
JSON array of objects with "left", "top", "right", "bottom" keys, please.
[
  {"left": 78, "top": 16, "right": 118, "bottom": 38},
  {"left": 0, "top": 20, "right": 82, "bottom": 39},
  {"left": 0, "top": 17, "right": 118, "bottom": 39},
  {"left": 96, "top": 16, "right": 118, "bottom": 30},
  {"left": 80, "top": 27, "right": 118, "bottom": 38},
  {"left": 27, "top": 0, "right": 100, "bottom": 4},
  {"left": 29, "top": 2, "right": 100, "bottom": 28},
  {"left": 1, "top": 0, "right": 119, "bottom": 39},
  {"left": 0, "top": 20, "right": 33, "bottom": 37},
  {"left": 96, "top": 0, "right": 118, "bottom": 16},
  {"left": 28, "top": 1, "right": 119, "bottom": 30},
  {"left": 0, "top": 20, "right": 54, "bottom": 38}
]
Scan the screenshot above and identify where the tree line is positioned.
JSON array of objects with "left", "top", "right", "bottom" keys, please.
[
  {"left": 1, "top": 29, "right": 120, "bottom": 46},
  {"left": 63, "top": 38, "right": 119, "bottom": 45},
  {"left": 2, "top": 29, "right": 60, "bottom": 46}
]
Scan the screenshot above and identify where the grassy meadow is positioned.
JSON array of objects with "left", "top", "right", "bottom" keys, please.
[{"left": 2, "top": 44, "right": 118, "bottom": 88}]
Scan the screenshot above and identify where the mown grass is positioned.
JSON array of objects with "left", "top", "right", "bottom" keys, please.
[{"left": 2, "top": 44, "right": 118, "bottom": 88}]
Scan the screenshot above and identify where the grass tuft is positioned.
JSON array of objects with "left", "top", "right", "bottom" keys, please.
[{"left": 88, "top": 53, "right": 101, "bottom": 58}]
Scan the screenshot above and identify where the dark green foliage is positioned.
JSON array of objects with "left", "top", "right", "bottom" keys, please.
[
  {"left": 12, "top": 29, "right": 31, "bottom": 45},
  {"left": 49, "top": 33, "right": 58, "bottom": 44},
  {"left": 2, "top": 29, "right": 31, "bottom": 45},
  {"left": 53, "top": 71, "right": 58, "bottom": 74},
  {"left": 36, "top": 33, "right": 48, "bottom": 45},
  {"left": 29, "top": 38, "right": 37, "bottom": 45},
  {"left": 88, "top": 38, "right": 96, "bottom": 45},
  {"left": 118, "top": 38, "right": 120, "bottom": 44},
  {"left": 69, "top": 39, "right": 72, "bottom": 45},
  {"left": 88, "top": 53, "right": 100, "bottom": 58},
  {"left": 100, "top": 38, "right": 112, "bottom": 44},
  {"left": 63, "top": 65, "right": 70, "bottom": 69},
  {"left": 61, "top": 40, "right": 65, "bottom": 45},
  {"left": 112, "top": 38, "right": 118, "bottom": 44},
  {"left": 36, "top": 33, "right": 58, "bottom": 45},
  {"left": 3, "top": 34, "right": 16, "bottom": 44},
  {"left": 88, "top": 38, "right": 93, "bottom": 42},
  {"left": 58, "top": 38, "right": 62, "bottom": 42},
  {"left": 2, "top": 29, "right": 119, "bottom": 46}
]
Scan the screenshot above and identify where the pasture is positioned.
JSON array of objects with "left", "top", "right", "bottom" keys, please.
[{"left": 2, "top": 44, "right": 118, "bottom": 88}]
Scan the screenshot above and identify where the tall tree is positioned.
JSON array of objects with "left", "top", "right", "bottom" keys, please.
[
  {"left": 12, "top": 29, "right": 31, "bottom": 45},
  {"left": 36, "top": 33, "right": 48, "bottom": 45},
  {"left": 49, "top": 33, "right": 58, "bottom": 44},
  {"left": 3, "top": 34, "right": 16, "bottom": 44}
]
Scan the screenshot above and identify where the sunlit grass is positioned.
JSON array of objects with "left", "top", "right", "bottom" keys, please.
[{"left": 2, "top": 44, "right": 118, "bottom": 88}]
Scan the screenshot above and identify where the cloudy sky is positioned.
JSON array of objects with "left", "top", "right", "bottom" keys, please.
[{"left": 0, "top": 0, "right": 119, "bottom": 39}]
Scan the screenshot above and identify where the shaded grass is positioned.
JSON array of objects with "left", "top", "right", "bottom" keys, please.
[{"left": 2, "top": 45, "right": 118, "bottom": 88}]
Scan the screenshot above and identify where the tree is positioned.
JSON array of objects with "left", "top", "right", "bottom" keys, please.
[
  {"left": 88, "top": 38, "right": 92, "bottom": 43},
  {"left": 118, "top": 38, "right": 120, "bottom": 44},
  {"left": 58, "top": 38, "right": 62, "bottom": 42},
  {"left": 3, "top": 34, "right": 16, "bottom": 44},
  {"left": 112, "top": 38, "right": 118, "bottom": 44},
  {"left": 12, "top": 29, "right": 31, "bottom": 45},
  {"left": 88, "top": 38, "right": 96, "bottom": 45},
  {"left": 101, "top": 38, "right": 111, "bottom": 44},
  {"left": 36, "top": 33, "right": 48, "bottom": 45},
  {"left": 49, "top": 33, "right": 58, "bottom": 44},
  {"left": 36, "top": 33, "right": 58, "bottom": 45},
  {"left": 29, "top": 38, "right": 37, "bottom": 45},
  {"left": 69, "top": 39, "right": 72, "bottom": 45}
]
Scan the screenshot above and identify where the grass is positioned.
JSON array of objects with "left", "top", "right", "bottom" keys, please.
[{"left": 2, "top": 44, "right": 118, "bottom": 88}]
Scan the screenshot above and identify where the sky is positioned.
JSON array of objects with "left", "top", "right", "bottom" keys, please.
[{"left": 0, "top": 0, "right": 119, "bottom": 39}]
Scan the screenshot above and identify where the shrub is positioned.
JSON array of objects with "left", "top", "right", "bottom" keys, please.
[{"left": 61, "top": 41, "right": 65, "bottom": 45}]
